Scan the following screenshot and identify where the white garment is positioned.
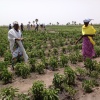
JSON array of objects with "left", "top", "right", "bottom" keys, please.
[
  {"left": 12, "top": 47, "right": 22, "bottom": 58},
  {"left": 8, "top": 28, "right": 28, "bottom": 62}
]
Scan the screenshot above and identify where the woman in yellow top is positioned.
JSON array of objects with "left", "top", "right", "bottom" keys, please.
[{"left": 76, "top": 18, "right": 96, "bottom": 60}]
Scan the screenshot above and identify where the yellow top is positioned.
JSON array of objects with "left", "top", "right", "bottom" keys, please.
[{"left": 82, "top": 25, "right": 96, "bottom": 45}]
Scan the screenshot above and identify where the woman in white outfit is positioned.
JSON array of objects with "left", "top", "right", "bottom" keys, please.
[{"left": 8, "top": 21, "right": 28, "bottom": 69}]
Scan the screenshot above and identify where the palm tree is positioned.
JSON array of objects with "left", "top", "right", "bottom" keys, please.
[{"left": 35, "top": 19, "right": 38, "bottom": 24}]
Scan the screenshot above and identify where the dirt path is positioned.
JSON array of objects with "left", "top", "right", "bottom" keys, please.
[
  {"left": 0, "top": 68, "right": 64, "bottom": 93},
  {"left": 76, "top": 87, "right": 100, "bottom": 100}
]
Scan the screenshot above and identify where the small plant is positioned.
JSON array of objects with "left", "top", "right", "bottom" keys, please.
[
  {"left": 0, "top": 61, "right": 8, "bottom": 71},
  {"left": 64, "top": 66, "right": 76, "bottom": 85},
  {"left": 84, "top": 58, "right": 96, "bottom": 72},
  {"left": 31, "top": 81, "right": 45, "bottom": 100},
  {"left": 41, "top": 57, "right": 49, "bottom": 68},
  {"left": 63, "top": 84, "right": 76, "bottom": 99},
  {"left": 62, "top": 47, "right": 67, "bottom": 53},
  {"left": 53, "top": 73, "right": 65, "bottom": 90},
  {"left": 94, "top": 46, "right": 100, "bottom": 57},
  {"left": 18, "top": 93, "right": 30, "bottom": 100},
  {"left": 53, "top": 48, "right": 58, "bottom": 55},
  {"left": 76, "top": 67, "right": 87, "bottom": 81},
  {"left": 82, "top": 80, "right": 94, "bottom": 93},
  {"left": 89, "top": 71, "right": 99, "bottom": 79},
  {"left": 1, "top": 69, "right": 12, "bottom": 84},
  {"left": 49, "top": 57, "right": 58, "bottom": 71},
  {"left": 43, "top": 88, "right": 59, "bottom": 100},
  {"left": 76, "top": 54, "right": 83, "bottom": 62},
  {"left": 67, "top": 45, "right": 73, "bottom": 52},
  {"left": 37, "top": 49, "right": 45, "bottom": 58},
  {"left": 15, "top": 63, "right": 30, "bottom": 79},
  {"left": 69, "top": 53, "right": 77, "bottom": 64},
  {"left": 0, "top": 61, "right": 8, "bottom": 80},
  {"left": 60, "top": 55, "right": 68, "bottom": 67},
  {"left": 4, "top": 52, "right": 12, "bottom": 64},
  {"left": 35, "top": 62, "right": 45, "bottom": 74},
  {"left": 0, "top": 86, "right": 18, "bottom": 100},
  {"left": 29, "top": 58, "right": 36, "bottom": 72}
]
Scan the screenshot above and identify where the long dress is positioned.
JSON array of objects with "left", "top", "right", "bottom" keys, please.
[
  {"left": 8, "top": 28, "right": 28, "bottom": 62},
  {"left": 82, "top": 25, "right": 96, "bottom": 59},
  {"left": 82, "top": 36, "right": 95, "bottom": 59}
]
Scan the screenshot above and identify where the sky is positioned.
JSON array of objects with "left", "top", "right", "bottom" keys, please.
[{"left": 0, "top": 0, "right": 100, "bottom": 25}]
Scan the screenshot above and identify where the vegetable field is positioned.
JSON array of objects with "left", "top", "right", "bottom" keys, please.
[{"left": 0, "top": 25, "right": 100, "bottom": 100}]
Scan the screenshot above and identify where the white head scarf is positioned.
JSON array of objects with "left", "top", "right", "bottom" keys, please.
[
  {"left": 83, "top": 18, "right": 93, "bottom": 23},
  {"left": 13, "top": 21, "right": 18, "bottom": 25}
]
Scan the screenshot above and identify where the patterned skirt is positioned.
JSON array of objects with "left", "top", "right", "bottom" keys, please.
[{"left": 82, "top": 37, "right": 95, "bottom": 59}]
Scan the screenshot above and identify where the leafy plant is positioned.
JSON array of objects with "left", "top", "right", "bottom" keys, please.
[
  {"left": 76, "top": 67, "right": 87, "bottom": 81},
  {"left": 94, "top": 46, "right": 100, "bottom": 57},
  {"left": 49, "top": 57, "right": 58, "bottom": 71},
  {"left": 82, "top": 80, "right": 94, "bottom": 93},
  {"left": 60, "top": 55, "right": 68, "bottom": 67},
  {"left": 53, "top": 48, "right": 58, "bottom": 55},
  {"left": 18, "top": 93, "right": 30, "bottom": 100},
  {"left": 1, "top": 69, "right": 12, "bottom": 84},
  {"left": 62, "top": 47, "right": 67, "bottom": 53},
  {"left": 15, "top": 63, "right": 30, "bottom": 79},
  {"left": 89, "top": 71, "right": 99, "bottom": 79},
  {"left": 69, "top": 53, "right": 77, "bottom": 64},
  {"left": 84, "top": 58, "right": 96, "bottom": 72},
  {"left": 64, "top": 66, "right": 76, "bottom": 85},
  {"left": 0, "top": 86, "right": 18, "bottom": 100},
  {"left": 0, "top": 61, "right": 8, "bottom": 80},
  {"left": 32, "top": 81, "right": 45, "bottom": 100},
  {"left": 43, "top": 88, "right": 59, "bottom": 100},
  {"left": 4, "top": 52, "right": 12, "bottom": 64},
  {"left": 29, "top": 58, "right": 36, "bottom": 72},
  {"left": 53, "top": 73, "right": 65, "bottom": 90},
  {"left": 35, "top": 62, "right": 45, "bottom": 74},
  {"left": 63, "top": 84, "right": 76, "bottom": 99}
]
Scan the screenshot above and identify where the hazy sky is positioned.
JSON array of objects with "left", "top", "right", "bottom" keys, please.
[{"left": 0, "top": 0, "right": 100, "bottom": 25}]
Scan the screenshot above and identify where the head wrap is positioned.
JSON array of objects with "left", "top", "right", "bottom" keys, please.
[
  {"left": 13, "top": 21, "right": 18, "bottom": 25},
  {"left": 83, "top": 18, "right": 93, "bottom": 23}
]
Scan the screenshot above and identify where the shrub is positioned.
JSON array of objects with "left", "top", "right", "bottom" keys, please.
[
  {"left": 69, "top": 53, "right": 77, "bottom": 64},
  {"left": 63, "top": 84, "right": 76, "bottom": 99},
  {"left": 29, "top": 58, "right": 36, "bottom": 72},
  {"left": 76, "top": 67, "right": 87, "bottom": 81},
  {"left": 49, "top": 57, "right": 58, "bottom": 71},
  {"left": 43, "top": 88, "right": 59, "bottom": 100},
  {"left": 32, "top": 81, "right": 45, "bottom": 100},
  {"left": 15, "top": 63, "right": 30, "bottom": 79},
  {"left": 1, "top": 69, "right": 12, "bottom": 84},
  {"left": 60, "top": 55, "right": 68, "bottom": 67},
  {"left": 0, "top": 86, "right": 18, "bottom": 100},
  {"left": 84, "top": 58, "right": 96, "bottom": 72},
  {"left": 4, "top": 52, "right": 12, "bottom": 64},
  {"left": 64, "top": 66, "right": 76, "bottom": 85},
  {"left": 62, "top": 47, "right": 67, "bottom": 53},
  {"left": 82, "top": 80, "right": 94, "bottom": 93},
  {"left": 53, "top": 48, "right": 58, "bottom": 55},
  {"left": 35, "top": 62, "right": 45, "bottom": 74},
  {"left": 53, "top": 73, "right": 65, "bottom": 90},
  {"left": 18, "top": 93, "right": 30, "bottom": 100}
]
